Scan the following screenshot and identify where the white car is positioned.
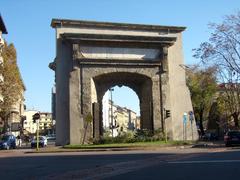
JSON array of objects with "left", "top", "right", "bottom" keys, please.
[{"left": 31, "top": 136, "right": 48, "bottom": 148}]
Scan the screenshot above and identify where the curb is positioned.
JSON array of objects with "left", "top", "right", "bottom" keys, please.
[{"left": 24, "top": 144, "right": 195, "bottom": 154}]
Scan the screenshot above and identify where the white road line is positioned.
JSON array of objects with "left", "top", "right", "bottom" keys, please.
[{"left": 168, "top": 160, "right": 240, "bottom": 164}]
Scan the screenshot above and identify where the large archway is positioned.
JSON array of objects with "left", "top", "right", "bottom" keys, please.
[
  {"left": 50, "top": 19, "right": 199, "bottom": 145},
  {"left": 101, "top": 86, "right": 140, "bottom": 137},
  {"left": 93, "top": 72, "right": 153, "bottom": 138}
]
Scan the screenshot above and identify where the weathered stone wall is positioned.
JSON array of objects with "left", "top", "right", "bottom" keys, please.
[
  {"left": 55, "top": 33, "right": 72, "bottom": 145},
  {"left": 167, "top": 33, "right": 198, "bottom": 140},
  {"left": 82, "top": 66, "right": 160, "bottom": 135}
]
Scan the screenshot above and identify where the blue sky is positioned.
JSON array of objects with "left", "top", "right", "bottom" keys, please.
[{"left": 1, "top": 0, "right": 239, "bottom": 113}]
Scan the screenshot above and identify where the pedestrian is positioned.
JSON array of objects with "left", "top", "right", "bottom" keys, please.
[{"left": 17, "top": 135, "right": 22, "bottom": 147}]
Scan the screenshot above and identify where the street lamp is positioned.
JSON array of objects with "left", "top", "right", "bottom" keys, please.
[{"left": 109, "top": 88, "right": 114, "bottom": 137}]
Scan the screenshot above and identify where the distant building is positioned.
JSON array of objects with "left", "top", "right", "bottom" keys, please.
[
  {"left": 8, "top": 94, "right": 25, "bottom": 136},
  {"left": 135, "top": 116, "right": 141, "bottom": 130},
  {"left": 22, "top": 110, "right": 38, "bottom": 134},
  {"left": 102, "top": 91, "right": 109, "bottom": 128},
  {"left": 23, "top": 111, "right": 55, "bottom": 135},
  {"left": 102, "top": 93, "right": 140, "bottom": 136},
  {"left": 39, "top": 112, "right": 55, "bottom": 134}
]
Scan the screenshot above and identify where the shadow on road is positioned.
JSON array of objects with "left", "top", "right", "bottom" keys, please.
[
  {"left": 192, "top": 140, "right": 225, "bottom": 148},
  {"left": 0, "top": 147, "right": 240, "bottom": 179}
]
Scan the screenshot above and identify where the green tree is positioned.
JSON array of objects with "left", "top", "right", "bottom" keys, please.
[
  {"left": 194, "top": 11, "right": 240, "bottom": 128},
  {"left": 0, "top": 42, "right": 25, "bottom": 132},
  {"left": 207, "top": 101, "right": 220, "bottom": 131},
  {"left": 186, "top": 66, "right": 217, "bottom": 135}
]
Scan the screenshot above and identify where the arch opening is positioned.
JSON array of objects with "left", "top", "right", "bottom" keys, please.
[
  {"left": 102, "top": 86, "right": 140, "bottom": 137},
  {"left": 92, "top": 72, "right": 153, "bottom": 137}
]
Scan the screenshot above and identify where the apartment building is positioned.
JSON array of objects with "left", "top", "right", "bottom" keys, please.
[
  {"left": 39, "top": 112, "right": 55, "bottom": 134},
  {"left": 22, "top": 110, "right": 38, "bottom": 134},
  {"left": 23, "top": 110, "right": 55, "bottom": 134}
]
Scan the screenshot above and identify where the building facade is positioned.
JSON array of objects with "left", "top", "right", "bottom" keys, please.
[
  {"left": 39, "top": 112, "right": 54, "bottom": 134},
  {"left": 0, "top": 15, "right": 26, "bottom": 136},
  {"left": 9, "top": 94, "right": 25, "bottom": 136},
  {"left": 22, "top": 110, "right": 38, "bottom": 134}
]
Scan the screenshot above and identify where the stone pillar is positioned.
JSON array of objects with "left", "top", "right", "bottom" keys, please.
[
  {"left": 81, "top": 71, "right": 93, "bottom": 143},
  {"left": 69, "top": 67, "right": 84, "bottom": 144},
  {"left": 160, "top": 47, "right": 173, "bottom": 138},
  {"left": 55, "top": 38, "right": 71, "bottom": 146},
  {"left": 93, "top": 102, "right": 100, "bottom": 141},
  {"left": 152, "top": 75, "right": 162, "bottom": 130},
  {"left": 140, "top": 80, "right": 153, "bottom": 130}
]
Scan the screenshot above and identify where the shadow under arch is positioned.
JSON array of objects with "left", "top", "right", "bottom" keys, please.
[{"left": 93, "top": 72, "right": 153, "bottom": 136}]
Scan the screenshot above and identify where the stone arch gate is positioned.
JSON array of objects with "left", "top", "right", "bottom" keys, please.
[{"left": 50, "top": 19, "right": 198, "bottom": 145}]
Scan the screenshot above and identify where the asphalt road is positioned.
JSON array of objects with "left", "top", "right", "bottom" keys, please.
[{"left": 0, "top": 145, "right": 240, "bottom": 180}]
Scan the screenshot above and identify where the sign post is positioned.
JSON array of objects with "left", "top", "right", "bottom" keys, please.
[
  {"left": 32, "top": 113, "right": 40, "bottom": 151},
  {"left": 189, "top": 111, "right": 194, "bottom": 140},
  {"left": 164, "top": 109, "right": 171, "bottom": 143},
  {"left": 183, "top": 113, "right": 187, "bottom": 141},
  {"left": 36, "top": 119, "right": 39, "bottom": 151}
]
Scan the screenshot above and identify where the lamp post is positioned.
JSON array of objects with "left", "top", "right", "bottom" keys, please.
[
  {"left": 32, "top": 112, "right": 40, "bottom": 151},
  {"left": 36, "top": 119, "right": 39, "bottom": 151},
  {"left": 109, "top": 88, "right": 114, "bottom": 137}
]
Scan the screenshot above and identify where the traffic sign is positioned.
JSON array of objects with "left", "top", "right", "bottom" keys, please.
[
  {"left": 183, "top": 113, "right": 187, "bottom": 124},
  {"left": 189, "top": 111, "right": 194, "bottom": 122}
]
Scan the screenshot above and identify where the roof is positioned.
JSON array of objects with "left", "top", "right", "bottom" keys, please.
[
  {"left": 51, "top": 19, "right": 186, "bottom": 33},
  {"left": 0, "top": 15, "right": 7, "bottom": 34}
]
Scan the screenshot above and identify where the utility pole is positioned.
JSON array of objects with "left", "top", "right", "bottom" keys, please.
[
  {"left": 36, "top": 119, "right": 39, "bottom": 151},
  {"left": 109, "top": 88, "right": 114, "bottom": 137},
  {"left": 32, "top": 112, "right": 40, "bottom": 151}
]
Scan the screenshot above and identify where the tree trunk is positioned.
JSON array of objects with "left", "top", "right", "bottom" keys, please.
[
  {"left": 232, "top": 112, "right": 239, "bottom": 128},
  {"left": 199, "top": 109, "right": 205, "bottom": 136}
]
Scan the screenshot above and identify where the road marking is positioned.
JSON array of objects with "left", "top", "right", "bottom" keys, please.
[{"left": 168, "top": 160, "right": 240, "bottom": 164}]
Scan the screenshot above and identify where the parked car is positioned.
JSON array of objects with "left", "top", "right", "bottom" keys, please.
[
  {"left": 31, "top": 136, "right": 47, "bottom": 148},
  {"left": 202, "top": 132, "right": 218, "bottom": 141},
  {"left": 0, "top": 135, "right": 16, "bottom": 150},
  {"left": 224, "top": 130, "right": 240, "bottom": 147},
  {"left": 46, "top": 134, "right": 56, "bottom": 141}
]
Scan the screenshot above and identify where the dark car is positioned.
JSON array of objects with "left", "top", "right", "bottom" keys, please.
[
  {"left": 0, "top": 135, "right": 16, "bottom": 150},
  {"left": 224, "top": 131, "right": 240, "bottom": 147},
  {"left": 202, "top": 132, "right": 218, "bottom": 141}
]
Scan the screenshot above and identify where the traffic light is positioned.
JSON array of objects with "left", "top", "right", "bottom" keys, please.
[
  {"left": 165, "top": 109, "right": 171, "bottom": 118},
  {"left": 32, "top": 113, "right": 40, "bottom": 123}
]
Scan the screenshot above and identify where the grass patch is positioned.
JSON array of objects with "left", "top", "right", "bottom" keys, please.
[{"left": 64, "top": 140, "right": 196, "bottom": 149}]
